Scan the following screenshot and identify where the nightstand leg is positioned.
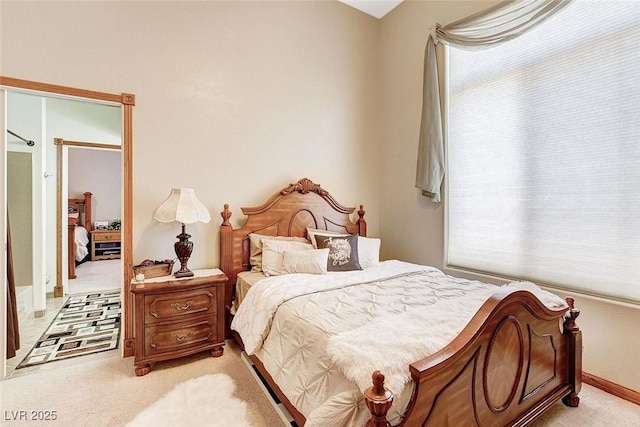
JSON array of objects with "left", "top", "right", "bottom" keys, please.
[
  {"left": 210, "top": 346, "right": 224, "bottom": 357},
  {"left": 135, "top": 363, "right": 151, "bottom": 376}
]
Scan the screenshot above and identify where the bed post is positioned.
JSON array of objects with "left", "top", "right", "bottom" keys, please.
[
  {"left": 364, "top": 371, "right": 393, "bottom": 427},
  {"left": 68, "top": 224, "right": 77, "bottom": 279},
  {"left": 83, "top": 191, "right": 93, "bottom": 230},
  {"left": 220, "top": 204, "right": 234, "bottom": 339},
  {"left": 562, "top": 297, "right": 582, "bottom": 407},
  {"left": 357, "top": 205, "right": 367, "bottom": 237}
]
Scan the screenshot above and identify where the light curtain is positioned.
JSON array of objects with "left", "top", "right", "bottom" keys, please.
[{"left": 415, "top": 0, "right": 573, "bottom": 202}]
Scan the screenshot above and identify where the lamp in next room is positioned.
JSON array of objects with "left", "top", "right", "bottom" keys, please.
[{"left": 153, "top": 188, "right": 211, "bottom": 278}]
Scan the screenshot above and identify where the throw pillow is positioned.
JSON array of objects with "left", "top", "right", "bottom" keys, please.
[
  {"left": 306, "top": 228, "right": 347, "bottom": 249},
  {"left": 281, "top": 248, "right": 330, "bottom": 275},
  {"left": 261, "top": 239, "right": 314, "bottom": 276},
  {"left": 248, "top": 233, "right": 309, "bottom": 272},
  {"left": 358, "top": 236, "right": 381, "bottom": 269},
  {"left": 314, "top": 234, "right": 362, "bottom": 272}
]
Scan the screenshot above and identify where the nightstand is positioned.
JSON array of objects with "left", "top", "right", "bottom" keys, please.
[
  {"left": 90, "top": 230, "right": 121, "bottom": 261},
  {"left": 131, "top": 269, "right": 227, "bottom": 376}
]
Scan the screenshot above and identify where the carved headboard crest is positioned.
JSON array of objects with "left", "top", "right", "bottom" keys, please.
[
  {"left": 241, "top": 178, "right": 353, "bottom": 216},
  {"left": 281, "top": 177, "right": 328, "bottom": 197}
]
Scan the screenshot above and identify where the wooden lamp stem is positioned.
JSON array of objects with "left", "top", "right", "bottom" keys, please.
[{"left": 174, "top": 223, "right": 194, "bottom": 277}]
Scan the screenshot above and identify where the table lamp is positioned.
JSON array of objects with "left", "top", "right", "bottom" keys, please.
[{"left": 153, "top": 188, "right": 211, "bottom": 277}]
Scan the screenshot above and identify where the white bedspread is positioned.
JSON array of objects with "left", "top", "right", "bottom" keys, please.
[
  {"left": 327, "top": 281, "right": 567, "bottom": 398},
  {"left": 74, "top": 226, "right": 89, "bottom": 262},
  {"left": 231, "top": 260, "right": 566, "bottom": 427},
  {"left": 232, "top": 261, "right": 437, "bottom": 355}
]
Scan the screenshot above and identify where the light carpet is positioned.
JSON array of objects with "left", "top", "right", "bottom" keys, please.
[
  {"left": 68, "top": 258, "right": 121, "bottom": 294},
  {"left": 1, "top": 339, "right": 638, "bottom": 426},
  {"left": 0, "top": 341, "right": 285, "bottom": 427},
  {"left": 16, "top": 290, "right": 121, "bottom": 369},
  {"left": 126, "top": 373, "right": 253, "bottom": 427}
]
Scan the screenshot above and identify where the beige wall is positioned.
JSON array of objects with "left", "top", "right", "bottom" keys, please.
[
  {"left": 7, "top": 152, "right": 33, "bottom": 287},
  {"left": 378, "top": 0, "right": 640, "bottom": 392},
  {"left": 0, "top": 1, "right": 381, "bottom": 268},
  {"left": 69, "top": 148, "right": 122, "bottom": 225}
]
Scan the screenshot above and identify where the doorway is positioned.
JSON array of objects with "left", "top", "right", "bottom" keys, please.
[
  {"left": 65, "top": 144, "right": 123, "bottom": 295},
  {"left": 1, "top": 76, "right": 135, "bottom": 379}
]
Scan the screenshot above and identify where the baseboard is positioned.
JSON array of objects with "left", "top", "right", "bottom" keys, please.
[{"left": 583, "top": 372, "right": 640, "bottom": 406}]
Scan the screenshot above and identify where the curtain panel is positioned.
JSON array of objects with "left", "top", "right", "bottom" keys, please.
[{"left": 415, "top": 0, "right": 573, "bottom": 202}]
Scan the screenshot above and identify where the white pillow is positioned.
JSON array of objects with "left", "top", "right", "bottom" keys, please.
[
  {"left": 358, "top": 236, "right": 380, "bottom": 269},
  {"left": 281, "top": 248, "right": 330, "bottom": 275},
  {"left": 248, "top": 233, "right": 309, "bottom": 272},
  {"left": 261, "top": 239, "right": 314, "bottom": 276},
  {"left": 307, "top": 227, "right": 380, "bottom": 269}
]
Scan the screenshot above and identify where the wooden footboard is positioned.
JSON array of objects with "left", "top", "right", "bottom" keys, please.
[{"left": 365, "top": 289, "right": 582, "bottom": 427}]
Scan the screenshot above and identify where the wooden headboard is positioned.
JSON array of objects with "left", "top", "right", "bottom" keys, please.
[
  {"left": 219, "top": 178, "right": 366, "bottom": 329},
  {"left": 68, "top": 191, "right": 93, "bottom": 230}
]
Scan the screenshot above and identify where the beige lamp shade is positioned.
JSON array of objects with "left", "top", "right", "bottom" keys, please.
[{"left": 152, "top": 188, "right": 211, "bottom": 224}]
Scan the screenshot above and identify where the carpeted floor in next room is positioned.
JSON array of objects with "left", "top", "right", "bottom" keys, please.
[
  {"left": 68, "top": 258, "right": 122, "bottom": 295},
  {"left": 1, "top": 339, "right": 639, "bottom": 426}
]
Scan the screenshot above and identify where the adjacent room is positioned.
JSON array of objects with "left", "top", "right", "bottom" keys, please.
[
  {"left": 1, "top": 0, "right": 638, "bottom": 426},
  {"left": 4, "top": 93, "right": 123, "bottom": 377}
]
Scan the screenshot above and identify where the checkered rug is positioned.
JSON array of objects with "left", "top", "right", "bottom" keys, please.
[{"left": 16, "top": 290, "right": 121, "bottom": 369}]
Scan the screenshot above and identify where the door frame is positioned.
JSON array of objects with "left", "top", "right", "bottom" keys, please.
[
  {"left": 56, "top": 138, "right": 122, "bottom": 297},
  {"left": 0, "top": 77, "right": 137, "bottom": 375}
]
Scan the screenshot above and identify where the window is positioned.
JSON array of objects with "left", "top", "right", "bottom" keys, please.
[{"left": 447, "top": 2, "right": 640, "bottom": 303}]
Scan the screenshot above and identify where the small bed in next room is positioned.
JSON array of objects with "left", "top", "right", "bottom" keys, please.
[
  {"left": 68, "top": 191, "right": 92, "bottom": 279},
  {"left": 220, "top": 178, "right": 582, "bottom": 427}
]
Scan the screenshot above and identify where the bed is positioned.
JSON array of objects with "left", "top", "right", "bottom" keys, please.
[
  {"left": 68, "top": 191, "right": 92, "bottom": 279},
  {"left": 220, "top": 178, "right": 582, "bottom": 427}
]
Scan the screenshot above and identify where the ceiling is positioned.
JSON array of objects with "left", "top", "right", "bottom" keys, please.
[{"left": 338, "top": 0, "right": 404, "bottom": 19}]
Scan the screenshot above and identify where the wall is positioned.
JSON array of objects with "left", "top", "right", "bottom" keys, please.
[
  {"left": 378, "top": 0, "right": 640, "bottom": 392},
  {"left": 0, "top": 1, "right": 381, "bottom": 270},
  {"left": 6, "top": 91, "right": 46, "bottom": 310},
  {"left": 7, "top": 152, "right": 32, "bottom": 286},
  {"left": 68, "top": 148, "right": 122, "bottom": 225}
]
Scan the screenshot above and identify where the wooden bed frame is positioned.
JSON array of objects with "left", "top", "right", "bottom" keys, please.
[
  {"left": 68, "top": 191, "right": 92, "bottom": 279},
  {"left": 219, "top": 178, "right": 582, "bottom": 427}
]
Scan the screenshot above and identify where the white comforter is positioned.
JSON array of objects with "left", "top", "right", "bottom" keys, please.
[
  {"left": 231, "top": 260, "right": 566, "bottom": 427},
  {"left": 74, "top": 226, "right": 89, "bottom": 262}
]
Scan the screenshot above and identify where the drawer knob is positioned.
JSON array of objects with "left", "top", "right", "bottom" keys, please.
[
  {"left": 171, "top": 331, "right": 194, "bottom": 343},
  {"left": 171, "top": 300, "right": 194, "bottom": 311}
]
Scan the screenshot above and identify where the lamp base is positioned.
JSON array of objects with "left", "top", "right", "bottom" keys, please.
[
  {"left": 174, "top": 269, "right": 194, "bottom": 278},
  {"left": 174, "top": 223, "right": 195, "bottom": 278}
]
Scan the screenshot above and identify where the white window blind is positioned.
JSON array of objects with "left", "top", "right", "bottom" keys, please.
[{"left": 447, "top": 2, "right": 640, "bottom": 303}]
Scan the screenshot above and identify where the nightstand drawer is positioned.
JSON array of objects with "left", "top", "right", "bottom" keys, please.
[
  {"left": 145, "top": 288, "right": 217, "bottom": 324},
  {"left": 145, "top": 317, "right": 217, "bottom": 356},
  {"left": 93, "top": 232, "right": 120, "bottom": 242}
]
